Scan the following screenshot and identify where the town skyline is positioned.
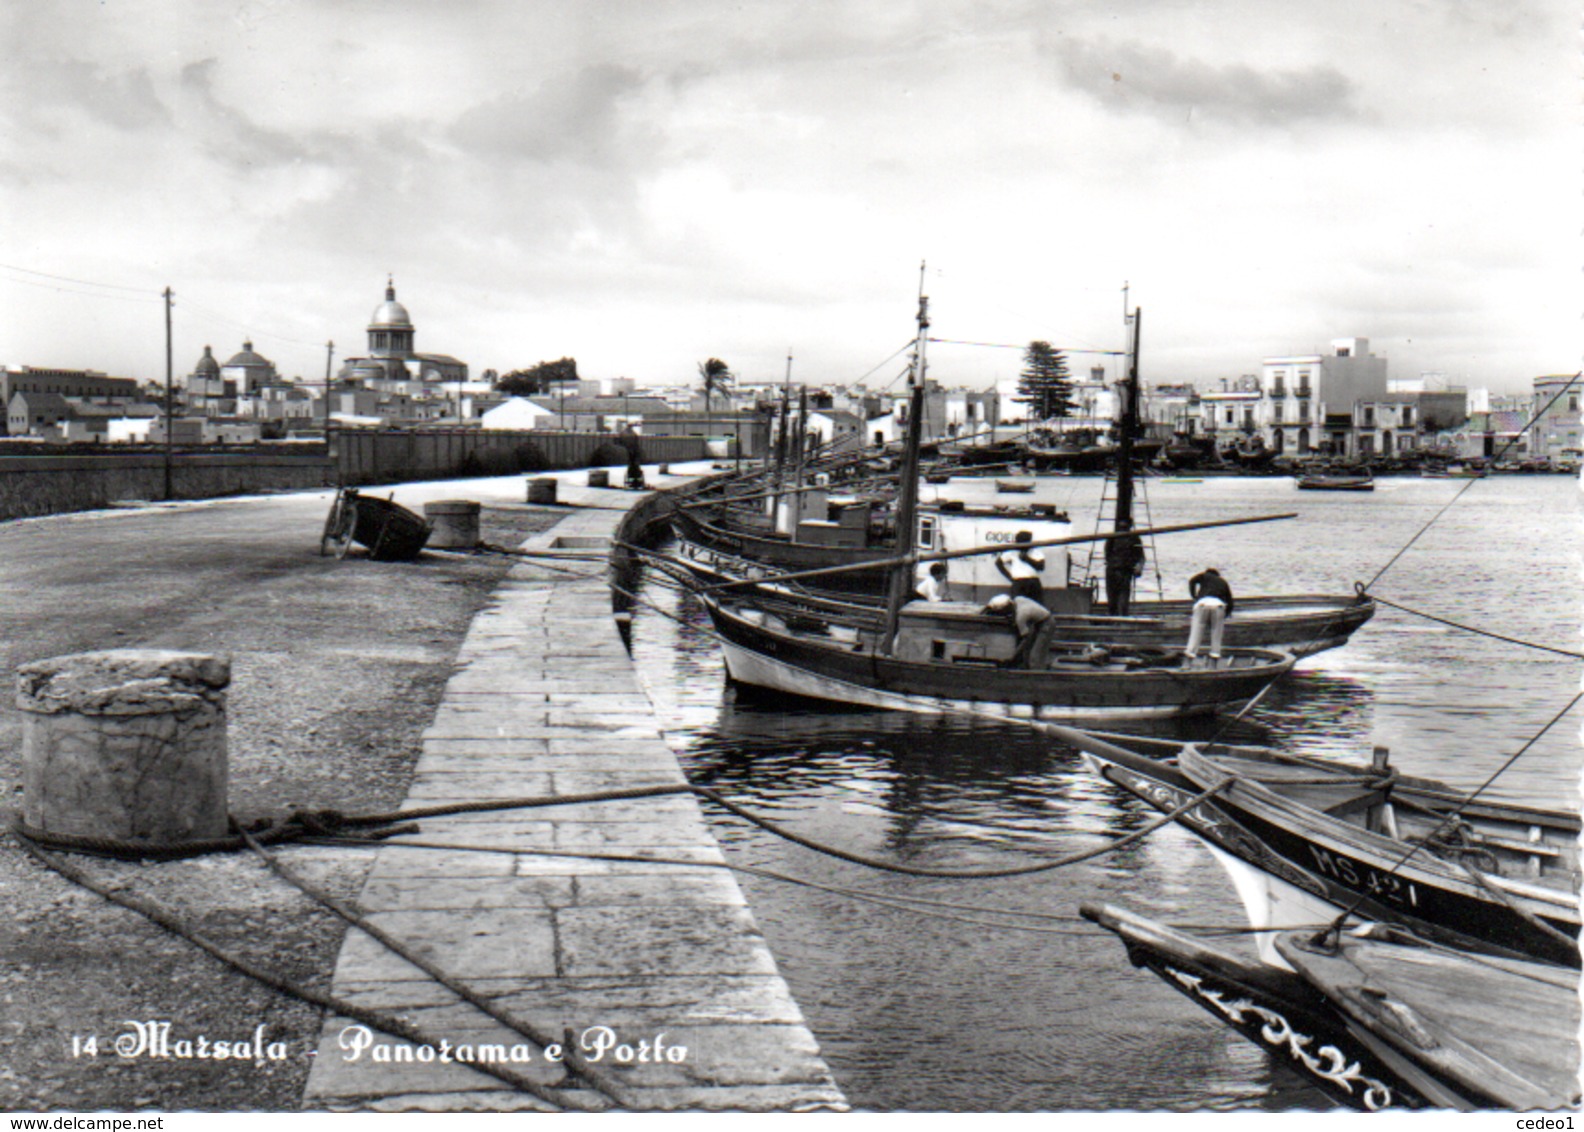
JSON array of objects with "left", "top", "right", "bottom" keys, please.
[{"left": 2, "top": 2, "right": 1574, "bottom": 397}]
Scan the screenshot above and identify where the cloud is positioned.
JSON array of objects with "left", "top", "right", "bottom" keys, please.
[
  {"left": 4, "top": 58, "right": 171, "bottom": 136},
  {"left": 178, "top": 58, "right": 317, "bottom": 168},
  {"left": 447, "top": 64, "right": 650, "bottom": 167},
  {"left": 1044, "top": 36, "right": 1366, "bottom": 128}
]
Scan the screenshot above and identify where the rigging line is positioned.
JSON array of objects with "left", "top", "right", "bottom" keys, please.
[
  {"left": 0, "top": 260, "right": 154, "bottom": 294},
  {"left": 176, "top": 297, "right": 329, "bottom": 351},
  {"left": 1364, "top": 592, "right": 1584, "bottom": 661},
  {"left": 1362, "top": 371, "right": 1582, "bottom": 592},
  {"left": 1314, "top": 687, "right": 1584, "bottom": 943},
  {"left": 0, "top": 272, "right": 163, "bottom": 305},
  {"left": 307, "top": 837, "right": 1095, "bottom": 936},
  {"left": 929, "top": 338, "right": 1126, "bottom": 356},
  {"left": 837, "top": 339, "right": 915, "bottom": 395}
]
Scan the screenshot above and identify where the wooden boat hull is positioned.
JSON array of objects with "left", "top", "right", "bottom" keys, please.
[
  {"left": 1061, "top": 731, "right": 1581, "bottom": 968},
  {"left": 1083, "top": 902, "right": 1580, "bottom": 1111},
  {"left": 1276, "top": 929, "right": 1580, "bottom": 1109},
  {"left": 1080, "top": 903, "right": 1424, "bottom": 1111},
  {"left": 322, "top": 489, "right": 432, "bottom": 561},
  {"left": 678, "top": 545, "right": 1374, "bottom": 659},
  {"left": 1296, "top": 475, "right": 1374, "bottom": 491},
  {"left": 705, "top": 598, "right": 1294, "bottom": 721}
]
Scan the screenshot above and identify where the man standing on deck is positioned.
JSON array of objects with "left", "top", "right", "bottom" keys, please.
[
  {"left": 996, "top": 530, "right": 1047, "bottom": 606},
  {"left": 1185, "top": 567, "right": 1234, "bottom": 668}
]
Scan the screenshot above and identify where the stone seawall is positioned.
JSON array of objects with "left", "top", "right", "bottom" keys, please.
[
  {"left": 0, "top": 433, "right": 716, "bottom": 523},
  {"left": 0, "top": 452, "right": 332, "bottom": 521}
]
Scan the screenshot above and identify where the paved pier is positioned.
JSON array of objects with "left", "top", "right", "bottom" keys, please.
[{"left": 303, "top": 475, "right": 845, "bottom": 1112}]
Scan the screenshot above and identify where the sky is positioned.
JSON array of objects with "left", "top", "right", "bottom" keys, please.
[{"left": 1, "top": 1, "right": 1576, "bottom": 395}]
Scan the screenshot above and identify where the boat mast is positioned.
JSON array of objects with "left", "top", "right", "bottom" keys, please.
[
  {"left": 880, "top": 264, "right": 930, "bottom": 655},
  {"left": 1105, "top": 305, "right": 1143, "bottom": 615}
]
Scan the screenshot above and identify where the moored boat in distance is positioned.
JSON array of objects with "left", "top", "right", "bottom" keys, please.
[{"left": 1296, "top": 470, "right": 1375, "bottom": 491}]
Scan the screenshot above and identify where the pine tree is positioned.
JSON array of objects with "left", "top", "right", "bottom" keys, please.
[{"left": 1015, "top": 341, "right": 1074, "bottom": 422}]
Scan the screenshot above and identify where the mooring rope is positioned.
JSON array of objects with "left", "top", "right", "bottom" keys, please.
[
  {"left": 1309, "top": 688, "right": 1584, "bottom": 951},
  {"left": 1358, "top": 588, "right": 1584, "bottom": 660},
  {"left": 8, "top": 830, "right": 610, "bottom": 1111},
  {"left": 234, "top": 824, "right": 641, "bottom": 1109},
  {"left": 9, "top": 775, "right": 1227, "bottom": 882}
]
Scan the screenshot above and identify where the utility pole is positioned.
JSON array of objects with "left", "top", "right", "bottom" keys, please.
[
  {"left": 163, "top": 287, "right": 174, "bottom": 501},
  {"left": 323, "top": 340, "right": 335, "bottom": 483}
]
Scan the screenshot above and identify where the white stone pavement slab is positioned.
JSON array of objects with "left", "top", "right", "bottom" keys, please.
[{"left": 301, "top": 477, "right": 845, "bottom": 1112}]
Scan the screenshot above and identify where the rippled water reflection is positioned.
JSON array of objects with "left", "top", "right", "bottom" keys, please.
[{"left": 626, "top": 473, "right": 1582, "bottom": 1110}]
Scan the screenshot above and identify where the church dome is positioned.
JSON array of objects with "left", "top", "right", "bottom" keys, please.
[
  {"left": 224, "top": 340, "right": 272, "bottom": 369},
  {"left": 369, "top": 280, "right": 412, "bottom": 329},
  {"left": 194, "top": 345, "right": 220, "bottom": 376}
]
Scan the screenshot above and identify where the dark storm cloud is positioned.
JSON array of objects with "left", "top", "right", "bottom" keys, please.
[
  {"left": 1046, "top": 36, "right": 1366, "bottom": 127},
  {"left": 446, "top": 64, "right": 649, "bottom": 167}
]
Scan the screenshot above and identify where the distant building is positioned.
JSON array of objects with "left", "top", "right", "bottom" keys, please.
[
  {"left": 480, "top": 397, "right": 557, "bottom": 431},
  {"left": 1, "top": 367, "right": 140, "bottom": 433},
  {"left": 807, "top": 409, "right": 863, "bottom": 454},
  {"left": 219, "top": 340, "right": 278, "bottom": 396},
  {"left": 182, "top": 346, "right": 232, "bottom": 416},
  {"left": 1531, "top": 375, "right": 1581, "bottom": 460},
  {"left": 1258, "top": 338, "right": 1389, "bottom": 456},
  {"left": 337, "top": 277, "right": 478, "bottom": 417}
]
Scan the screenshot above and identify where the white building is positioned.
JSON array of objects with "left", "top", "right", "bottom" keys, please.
[
  {"left": 480, "top": 397, "right": 558, "bottom": 431},
  {"left": 1259, "top": 337, "right": 1389, "bottom": 456}
]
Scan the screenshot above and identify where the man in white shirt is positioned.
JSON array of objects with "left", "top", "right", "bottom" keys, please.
[
  {"left": 914, "top": 561, "right": 951, "bottom": 602},
  {"left": 995, "top": 530, "right": 1047, "bottom": 605}
]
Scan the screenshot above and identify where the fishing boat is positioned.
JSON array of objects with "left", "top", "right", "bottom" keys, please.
[
  {"left": 671, "top": 495, "right": 1077, "bottom": 605},
  {"left": 1295, "top": 470, "right": 1375, "bottom": 491},
  {"left": 702, "top": 590, "right": 1295, "bottom": 722},
  {"left": 670, "top": 305, "right": 1376, "bottom": 659},
  {"left": 699, "top": 289, "right": 1299, "bottom": 722},
  {"left": 1081, "top": 903, "right": 1581, "bottom": 1112},
  {"left": 1056, "top": 728, "right": 1581, "bottom": 969},
  {"left": 320, "top": 488, "right": 432, "bottom": 561}
]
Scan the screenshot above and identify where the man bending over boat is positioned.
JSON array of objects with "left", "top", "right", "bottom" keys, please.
[
  {"left": 1185, "top": 567, "right": 1234, "bottom": 668},
  {"left": 984, "top": 593, "right": 1057, "bottom": 669},
  {"left": 996, "top": 530, "right": 1047, "bottom": 606}
]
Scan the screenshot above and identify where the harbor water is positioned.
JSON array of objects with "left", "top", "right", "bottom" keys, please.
[{"left": 625, "top": 473, "right": 1582, "bottom": 1111}]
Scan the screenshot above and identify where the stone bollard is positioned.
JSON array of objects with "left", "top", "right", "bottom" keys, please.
[
  {"left": 527, "top": 477, "right": 558, "bottom": 505},
  {"left": 587, "top": 469, "right": 610, "bottom": 488},
  {"left": 423, "top": 500, "right": 481, "bottom": 550},
  {"left": 17, "top": 650, "right": 231, "bottom": 844}
]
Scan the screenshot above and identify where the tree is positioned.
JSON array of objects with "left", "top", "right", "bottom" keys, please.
[
  {"left": 698, "top": 358, "right": 733, "bottom": 414},
  {"left": 496, "top": 358, "right": 578, "bottom": 397},
  {"left": 1015, "top": 341, "right": 1075, "bottom": 422}
]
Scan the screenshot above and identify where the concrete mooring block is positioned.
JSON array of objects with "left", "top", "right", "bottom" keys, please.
[
  {"left": 17, "top": 650, "right": 231, "bottom": 844},
  {"left": 424, "top": 499, "right": 481, "bottom": 549},
  {"left": 587, "top": 469, "right": 610, "bottom": 488},
  {"left": 527, "top": 477, "right": 558, "bottom": 505}
]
